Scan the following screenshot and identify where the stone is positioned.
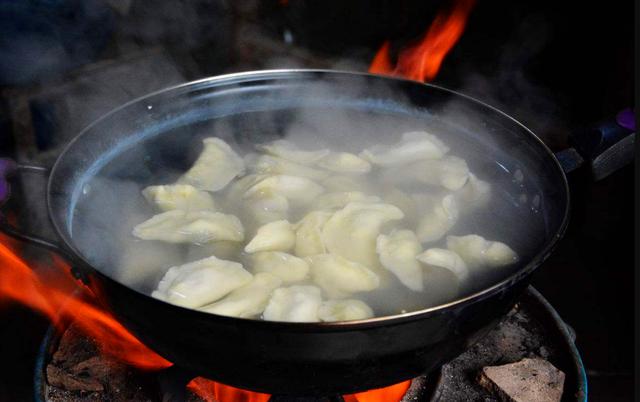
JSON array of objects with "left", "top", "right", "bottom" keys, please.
[{"left": 478, "top": 358, "right": 565, "bottom": 402}]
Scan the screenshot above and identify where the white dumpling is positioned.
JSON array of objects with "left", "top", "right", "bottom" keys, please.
[
  {"left": 410, "top": 156, "right": 470, "bottom": 190},
  {"left": 446, "top": 235, "right": 519, "bottom": 269},
  {"left": 247, "top": 251, "right": 310, "bottom": 283},
  {"left": 318, "top": 299, "right": 374, "bottom": 322},
  {"left": 316, "top": 152, "right": 371, "bottom": 174},
  {"left": 454, "top": 173, "right": 491, "bottom": 213},
  {"left": 243, "top": 191, "right": 289, "bottom": 225},
  {"left": 244, "top": 175, "right": 325, "bottom": 205},
  {"left": 132, "top": 210, "right": 244, "bottom": 244},
  {"left": 360, "top": 131, "right": 449, "bottom": 166},
  {"left": 180, "top": 137, "right": 244, "bottom": 192},
  {"left": 321, "top": 175, "right": 372, "bottom": 193},
  {"left": 312, "top": 192, "right": 381, "bottom": 211},
  {"left": 225, "top": 174, "right": 269, "bottom": 206},
  {"left": 416, "top": 248, "right": 469, "bottom": 281},
  {"left": 416, "top": 194, "right": 459, "bottom": 243},
  {"left": 322, "top": 202, "right": 404, "bottom": 267},
  {"left": 199, "top": 272, "right": 282, "bottom": 318},
  {"left": 307, "top": 254, "right": 380, "bottom": 298},
  {"left": 142, "top": 184, "right": 216, "bottom": 212},
  {"left": 294, "top": 210, "right": 333, "bottom": 257},
  {"left": 244, "top": 220, "right": 295, "bottom": 253},
  {"left": 263, "top": 285, "right": 322, "bottom": 322},
  {"left": 151, "top": 256, "right": 253, "bottom": 308},
  {"left": 376, "top": 230, "right": 424, "bottom": 291},
  {"left": 249, "top": 154, "right": 329, "bottom": 180},
  {"left": 257, "top": 139, "right": 330, "bottom": 165}
]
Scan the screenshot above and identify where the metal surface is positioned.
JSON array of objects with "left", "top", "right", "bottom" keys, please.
[{"left": 13, "top": 70, "right": 571, "bottom": 394}]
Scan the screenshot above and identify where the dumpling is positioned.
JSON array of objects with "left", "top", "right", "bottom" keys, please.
[
  {"left": 199, "top": 272, "right": 282, "bottom": 318},
  {"left": 142, "top": 184, "right": 216, "bottom": 212},
  {"left": 257, "top": 139, "right": 329, "bottom": 165},
  {"left": 248, "top": 154, "right": 329, "bottom": 181},
  {"left": 151, "top": 256, "right": 253, "bottom": 308},
  {"left": 247, "top": 251, "right": 310, "bottom": 283},
  {"left": 244, "top": 220, "right": 296, "bottom": 253},
  {"left": 360, "top": 131, "right": 449, "bottom": 166},
  {"left": 322, "top": 202, "right": 404, "bottom": 267},
  {"left": 312, "top": 192, "right": 381, "bottom": 211},
  {"left": 416, "top": 248, "right": 469, "bottom": 281},
  {"left": 307, "top": 254, "right": 380, "bottom": 298},
  {"left": 416, "top": 194, "right": 459, "bottom": 243},
  {"left": 410, "top": 156, "right": 470, "bottom": 190},
  {"left": 454, "top": 173, "right": 491, "bottom": 213},
  {"left": 132, "top": 210, "right": 244, "bottom": 244},
  {"left": 243, "top": 191, "right": 289, "bottom": 226},
  {"left": 376, "top": 230, "right": 424, "bottom": 291},
  {"left": 263, "top": 285, "right": 323, "bottom": 322},
  {"left": 179, "top": 137, "right": 244, "bottom": 192},
  {"left": 446, "top": 235, "right": 519, "bottom": 269},
  {"left": 383, "top": 187, "right": 420, "bottom": 223},
  {"left": 316, "top": 152, "right": 371, "bottom": 174},
  {"left": 321, "top": 175, "right": 372, "bottom": 193},
  {"left": 225, "top": 174, "right": 269, "bottom": 206},
  {"left": 294, "top": 210, "right": 333, "bottom": 257},
  {"left": 318, "top": 299, "right": 374, "bottom": 322},
  {"left": 244, "top": 175, "right": 325, "bottom": 205}
]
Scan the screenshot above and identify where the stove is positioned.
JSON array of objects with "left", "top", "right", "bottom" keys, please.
[{"left": 33, "top": 287, "right": 585, "bottom": 402}]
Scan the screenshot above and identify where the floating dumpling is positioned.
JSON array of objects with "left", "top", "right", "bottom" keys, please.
[
  {"left": 307, "top": 254, "right": 380, "bottom": 298},
  {"left": 244, "top": 175, "right": 325, "bottom": 205},
  {"left": 258, "top": 139, "right": 330, "bottom": 165},
  {"left": 247, "top": 251, "right": 310, "bottom": 283},
  {"left": 263, "top": 285, "right": 323, "bottom": 322},
  {"left": 312, "top": 192, "right": 381, "bottom": 211},
  {"left": 249, "top": 154, "right": 329, "bottom": 180},
  {"left": 316, "top": 152, "right": 371, "bottom": 174},
  {"left": 294, "top": 210, "right": 333, "bottom": 257},
  {"left": 410, "top": 156, "right": 470, "bottom": 190},
  {"left": 243, "top": 191, "right": 289, "bottom": 226},
  {"left": 446, "top": 235, "right": 518, "bottom": 269},
  {"left": 244, "top": 220, "right": 296, "bottom": 253},
  {"left": 376, "top": 230, "right": 424, "bottom": 291},
  {"left": 132, "top": 210, "right": 244, "bottom": 244},
  {"left": 322, "top": 202, "right": 404, "bottom": 267},
  {"left": 361, "top": 131, "right": 449, "bottom": 166},
  {"left": 318, "top": 299, "right": 374, "bottom": 322},
  {"left": 416, "top": 194, "right": 459, "bottom": 243},
  {"left": 180, "top": 137, "right": 244, "bottom": 192},
  {"left": 454, "top": 173, "right": 491, "bottom": 213},
  {"left": 200, "top": 272, "right": 282, "bottom": 318},
  {"left": 142, "top": 184, "right": 216, "bottom": 212},
  {"left": 416, "top": 248, "right": 469, "bottom": 281},
  {"left": 151, "top": 256, "right": 253, "bottom": 308}
]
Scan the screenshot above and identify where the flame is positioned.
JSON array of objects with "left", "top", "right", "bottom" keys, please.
[
  {"left": 369, "top": 0, "right": 476, "bottom": 82},
  {"left": 187, "top": 377, "right": 411, "bottom": 402},
  {"left": 0, "top": 234, "right": 171, "bottom": 370}
]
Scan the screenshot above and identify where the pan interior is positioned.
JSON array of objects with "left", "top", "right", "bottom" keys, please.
[{"left": 55, "top": 72, "right": 568, "bottom": 318}]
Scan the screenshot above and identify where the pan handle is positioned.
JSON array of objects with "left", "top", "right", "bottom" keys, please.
[
  {"left": 555, "top": 108, "right": 635, "bottom": 180},
  {"left": 0, "top": 158, "right": 75, "bottom": 262}
]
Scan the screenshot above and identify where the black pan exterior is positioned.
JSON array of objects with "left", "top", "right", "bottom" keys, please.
[{"left": 46, "top": 70, "right": 570, "bottom": 395}]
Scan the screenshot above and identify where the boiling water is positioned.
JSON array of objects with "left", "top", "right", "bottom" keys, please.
[{"left": 71, "top": 108, "right": 549, "bottom": 319}]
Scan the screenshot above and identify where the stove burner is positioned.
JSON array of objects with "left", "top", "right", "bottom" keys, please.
[{"left": 34, "top": 287, "right": 586, "bottom": 402}]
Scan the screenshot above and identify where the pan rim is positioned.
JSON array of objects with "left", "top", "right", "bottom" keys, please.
[{"left": 47, "top": 69, "right": 571, "bottom": 329}]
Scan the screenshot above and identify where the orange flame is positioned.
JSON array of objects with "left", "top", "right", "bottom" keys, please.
[
  {"left": 369, "top": 0, "right": 476, "bottom": 82},
  {"left": 0, "top": 234, "right": 171, "bottom": 370}
]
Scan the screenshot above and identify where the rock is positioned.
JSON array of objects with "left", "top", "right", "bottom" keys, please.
[{"left": 478, "top": 358, "right": 565, "bottom": 402}]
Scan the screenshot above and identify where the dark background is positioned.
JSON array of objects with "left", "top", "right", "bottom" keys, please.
[{"left": 0, "top": 0, "right": 634, "bottom": 400}]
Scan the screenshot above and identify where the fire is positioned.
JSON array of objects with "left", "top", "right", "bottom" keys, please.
[
  {"left": 369, "top": 0, "right": 476, "bottom": 82},
  {"left": 0, "top": 234, "right": 411, "bottom": 401},
  {"left": 0, "top": 234, "right": 170, "bottom": 370}
]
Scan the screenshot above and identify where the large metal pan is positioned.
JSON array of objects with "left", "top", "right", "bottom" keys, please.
[{"left": 0, "top": 70, "right": 630, "bottom": 395}]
